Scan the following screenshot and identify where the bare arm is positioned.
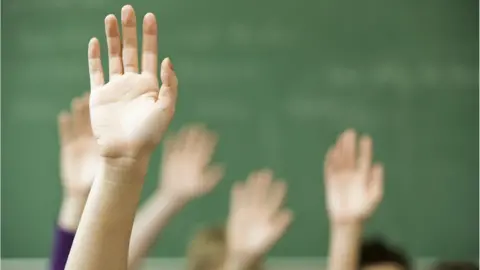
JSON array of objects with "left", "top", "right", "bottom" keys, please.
[
  {"left": 51, "top": 94, "right": 97, "bottom": 270},
  {"left": 327, "top": 222, "right": 363, "bottom": 270},
  {"left": 324, "top": 130, "right": 383, "bottom": 270},
  {"left": 65, "top": 160, "right": 146, "bottom": 270},
  {"left": 65, "top": 1, "right": 178, "bottom": 267},
  {"left": 56, "top": 93, "right": 97, "bottom": 232},
  {"left": 57, "top": 195, "right": 87, "bottom": 231},
  {"left": 128, "top": 125, "right": 223, "bottom": 270},
  {"left": 128, "top": 193, "right": 185, "bottom": 269}
]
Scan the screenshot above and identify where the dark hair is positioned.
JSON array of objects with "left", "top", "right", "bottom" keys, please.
[
  {"left": 359, "top": 237, "right": 410, "bottom": 270},
  {"left": 432, "top": 262, "right": 479, "bottom": 270}
]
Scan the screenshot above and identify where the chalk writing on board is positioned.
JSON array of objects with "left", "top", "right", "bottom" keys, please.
[
  {"left": 194, "top": 98, "right": 251, "bottom": 121},
  {"left": 172, "top": 26, "right": 221, "bottom": 51},
  {"left": 17, "top": 60, "right": 86, "bottom": 83},
  {"left": 284, "top": 96, "right": 379, "bottom": 125},
  {"left": 370, "top": 63, "right": 476, "bottom": 88},
  {"left": 297, "top": 63, "right": 476, "bottom": 93},
  {"left": 17, "top": 29, "right": 92, "bottom": 55},
  {"left": 257, "top": 112, "right": 282, "bottom": 166},
  {"left": 6, "top": 0, "right": 107, "bottom": 11},
  {"left": 370, "top": 63, "right": 412, "bottom": 88},
  {"left": 226, "top": 22, "right": 297, "bottom": 48},
  {"left": 175, "top": 58, "right": 264, "bottom": 83},
  {"left": 10, "top": 99, "right": 58, "bottom": 121},
  {"left": 329, "top": 67, "right": 359, "bottom": 87},
  {"left": 171, "top": 22, "right": 298, "bottom": 51}
]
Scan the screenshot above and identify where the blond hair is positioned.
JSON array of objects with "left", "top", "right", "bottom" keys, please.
[{"left": 187, "top": 225, "right": 264, "bottom": 270}]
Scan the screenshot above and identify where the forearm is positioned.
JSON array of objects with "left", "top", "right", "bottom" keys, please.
[
  {"left": 58, "top": 194, "right": 87, "bottom": 231},
  {"left": 128, "top": 192, "right": 186, "bottom": 270},
  {"left": 65, "top": 159, "right": 146, "bottom": 270},
  {"left": 326, "top": 222, "right": 363, "bottom": 270}
]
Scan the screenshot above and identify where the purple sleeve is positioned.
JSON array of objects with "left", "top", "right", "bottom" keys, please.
[{"left": 50, "top": 225, "right": 75, "bottom": 270}]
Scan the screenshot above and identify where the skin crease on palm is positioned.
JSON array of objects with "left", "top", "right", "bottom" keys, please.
[{"left": 87, "top": 5, "right": 178, "bottom": 160}]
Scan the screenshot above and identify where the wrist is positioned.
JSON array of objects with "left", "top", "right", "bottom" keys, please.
[
  {"left": 58, "top": 195, "right": 88, "bottom": 231},
  {"left": 329, "top": 220, "right": 363, "bottom": 249},
  {"left": 97, "top": 155, "right": 150, "bottom": 185},
  {"left": 152, "top": 191, "right": 188, "bottom": 212},
  {"left": 331, "top": 218, "right": 363, "bottom": 227},
  {"left": 330, "top": 214, "right": 365, "bottom": 229},
  {"left": 331, "top": 220, "right": 363, "bottom": 234},
  {"left": 155, "top": 189, "right": 190, "bottom": 206}
]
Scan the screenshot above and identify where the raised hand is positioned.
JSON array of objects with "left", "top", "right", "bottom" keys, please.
[
  {"left": 324, "top": 129, "right": 384, "bottom": 223},
  {"left": 58, "top": 93, "right": 99, "bottom": 197},
  {"left": 159, "top": 124, "right": 224, "bottom": 202},
  {"left": 127, "top": 124, "right": 224, "bottom": 269},
  {"left": 87, "top": 5, "right": 178, "bottom": 160},
  {"left": 65, "top": 6, "right": 177, "bottom": 270},
  {"left": 226, "top": 170, "right": 293, "bottom": 265}
]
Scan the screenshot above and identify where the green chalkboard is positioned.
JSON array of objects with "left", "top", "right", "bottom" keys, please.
[{"left": 2, "top": 0, "right": 478, "bottom": 260}]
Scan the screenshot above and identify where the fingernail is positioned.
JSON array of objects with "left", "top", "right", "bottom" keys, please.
[
  {"left": 167, "top": 57, "right": 174, "bottom": 71},
  {"left": 121, "top": 5, "right": 133, "bottom": 21},
  {"left": 121, "top": 6, "right": 128, "bottom": 19}
]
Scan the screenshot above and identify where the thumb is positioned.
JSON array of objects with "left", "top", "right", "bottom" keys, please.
[
  {"left": 269, "top": 209, "right": 293, "bottom": 244},
  {"left": 58, "top": 111, "right": 74, "bottom": 145},
  {"left": 259, "top": 209, "right": 293, "bottom": 254},
  {"left": 368, "top": 163, "right": 384, "bottom": 207},
  {"left": 158, "top": 57, "right": 178, "bottom": 102},
  {"left": 202, "top": 164, "right": 225, "bottom": 192}
]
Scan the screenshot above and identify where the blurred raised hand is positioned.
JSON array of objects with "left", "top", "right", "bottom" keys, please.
[
  {"left": 324, "top": 129, "right": 384, "bottom": 270},
  {"left": 159, "top": 124, "right": 224, "bottom": 201},
  {"left": 57, "top": 93, "right": 99, "bottom": 230},
  {"left": 87, "top": 5, "right": 178, "bottom": 161},
  {"left": 226, "top": 170, "right": 293, "bottom": 267},
  {"left": 128, "top": 124, "right": 224, "bottom": 269},
  {"left": 58, "top": 93, "right": 98, "bottom": 197},
  {"left": 324, "top": 129, "right": 384, "bottom": 223}
]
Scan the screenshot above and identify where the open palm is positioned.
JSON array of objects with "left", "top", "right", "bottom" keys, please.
[
  {"left": 227, "top": 170, "right": 292, "bottom": 261},
  {"left": 160, "top": 124, "right": 224, "bottom": 201},
  {"left": 58, "top": 93, "right": 99, "bottom": 196},
  {"left": 324, "top": 129, "right": 384, "bottom": 223},
  {"left": 87, "top": 5, "right": 178, "bottom": 158}
]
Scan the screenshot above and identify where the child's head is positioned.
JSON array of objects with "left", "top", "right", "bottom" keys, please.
[
  {"left": 186, "top": 225, "right": 264, "bottom": 270},
  {"left": 359, "top": 237, "right": 410, "bottom": 270}
]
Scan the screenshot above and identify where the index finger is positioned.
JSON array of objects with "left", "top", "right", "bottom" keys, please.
[{"left": 88, "top": 38, "right": 105, "bottom": 90}]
